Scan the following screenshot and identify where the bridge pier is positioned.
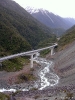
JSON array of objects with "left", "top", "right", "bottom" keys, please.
[
  {"left": 30, "top": 54, "right": 34, "bottom": 68},
  {"left": 51, "top": 47, "right": 54, "bottom": 55},
  {"left": 30, "top": 52, "right": 40, "bottom": 68},
  {"left": 35, "top": 52, "right": 40, "bottom": 57}
]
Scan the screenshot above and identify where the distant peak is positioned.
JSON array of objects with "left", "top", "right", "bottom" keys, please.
[
  {"left": 25, "top": 6, "right": 50, "bottom": 14},
  {"left": 25, "top": 6, "right": 39, "bottom": 14}
]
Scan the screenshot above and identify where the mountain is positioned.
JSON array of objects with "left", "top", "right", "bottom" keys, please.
[
  {"left": 0, "top": 0, "right": 56, "bottom": 56},
  {"left": 58, "top": 25, "right": 75, "bottom": 50},
  {"left": 65, "top": 17, "right": 75, "bottom": 25},
  {"left": 26, "top": 7, "right": 75, "bottom": 36},
  {"left": 51, "top": 28, "right": 65, "bottom": 37}
]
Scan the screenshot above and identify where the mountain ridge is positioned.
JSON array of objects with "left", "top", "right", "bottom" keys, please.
[{"left": 26, "top": 7, "right": 75, "bottom": 36}]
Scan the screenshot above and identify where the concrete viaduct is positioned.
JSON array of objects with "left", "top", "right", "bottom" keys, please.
[{"left": 0, "top": 43, "right": 58, "bottom": 68}]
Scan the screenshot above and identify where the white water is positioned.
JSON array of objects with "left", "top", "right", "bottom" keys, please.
[
  {"left": 0, "top": 88, "right": 16, "bottom": 92},
  {"left": 0, "top": 56, "right": 59, "bottom": 92},
  {"left": 33, "top": 57, "right": 59, "bottom": 90}
]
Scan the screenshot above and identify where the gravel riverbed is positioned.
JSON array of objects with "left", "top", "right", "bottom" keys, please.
[{"left": 0, "top": 57, "right": 59, "bottom": 92}]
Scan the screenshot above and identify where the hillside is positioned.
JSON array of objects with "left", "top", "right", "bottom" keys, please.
[
  {"left": 58, "top": 25, "right": 75, "bottom": 50},
  {"left": 0, "top": 0, "right": 55, "bottom": 55},
  {"left": 51, "top": 25, "right": 75, "bottom": 86},
  {"left": 52, "top": 41, "right": 75, "bottom": 87},
  {"left": 0, "top": 22, "right": 32, "bottom": 55},
  {"left": 51, "top": 28, "right": 65, "bottom": 37}
]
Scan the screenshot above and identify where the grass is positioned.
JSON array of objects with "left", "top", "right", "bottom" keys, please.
[
  {"left": 18, "top": 72, "right": 36, "bottom": 83},
  {"left": 16, "top": 68, "right": 36, "bottom": 83},
  {"left": 0, "top": 93, "right": 10, "bottom": 100},
  {"left": 40, "top": 49, "right": 50, "bottom": 57},
  {"left": 0, "top": 57, "right": 30, "bottom": 72}
]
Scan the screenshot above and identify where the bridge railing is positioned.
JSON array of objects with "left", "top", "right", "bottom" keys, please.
[{"left": 0, "top": 43, "right": 58, "bottom": 62}]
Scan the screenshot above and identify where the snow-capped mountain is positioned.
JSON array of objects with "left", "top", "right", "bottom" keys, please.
[
  {"left": 25, "top": 6, "right": 40, "bottom": 14},
  {"left": 25, "top": 7, "right": 75, "bottom": 30},
  {"left": 25, "top": 7, "right": 49, "bottom": 14}
]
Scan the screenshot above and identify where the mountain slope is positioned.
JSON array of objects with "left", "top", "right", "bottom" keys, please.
[
  {"left": 0, "top": 22, "right": 32, "bottom": 55},
  {"left": 65, "top": 17, "right": 75, "bottom": 25},
  {"left": 26, "top": 7, "right": 75, "bottom": 33},
  {"left": 58, "top": 25, "right": 75, "bottom": 50},
  {"left": 54, "top": 25, "right": 75, "bottom": 87},
  {"left": 0, "top": 0, "right": 56, "bottom": 56}
]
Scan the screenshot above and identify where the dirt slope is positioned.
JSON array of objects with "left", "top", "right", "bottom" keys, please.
[{"left": 53, "top": 41, "right": 75, "bottom": 86}]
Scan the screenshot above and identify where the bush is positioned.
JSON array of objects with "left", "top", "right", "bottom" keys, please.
[{"left": 0, "top": 93, "right": 10, "bottom": 100}]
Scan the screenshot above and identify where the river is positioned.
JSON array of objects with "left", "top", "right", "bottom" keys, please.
[
  {"left": 33, "top": 57, "right": 59, "bottom": 90},
  {"left": 0, "top": 56, "right": 59, "bottom": 92}
]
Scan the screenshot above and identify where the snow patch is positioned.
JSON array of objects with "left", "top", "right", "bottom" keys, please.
[
  {"left": 25, "top": 7, "right": 54, "bottom": 23},
  {"left": 44, "top": 11, "right": 54, "bottom": 23},
  {"left": 25, "top": 6, "right": 39, "bottom": 14}
]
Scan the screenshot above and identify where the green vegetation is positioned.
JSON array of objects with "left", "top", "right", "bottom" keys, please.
[
  {"left": 0, "top": 57, "right": 29, "bottom": 72},
  {"left": 18, "top": 72, "right": 36, "bottom": 83},
  {"left": 58, "top": 25, "right": 75, "bottom": 50},
  {"left": 37, "top": 37, "right": 57, "bottom": 56},
  {"left": 0, "top": 93, "right": 10, "bottom": 100},
  {"left": 52, "top": 28, "right": 65, "bottom": 37},
  {"left": 0, "top": 22, "right": 31, "bottom": 56},
  {"left": 40, "top": 49, "right": 50, "bottom": 57},
  {"left": 17, "top": 67, "right": 36, "bottom": 83},
  {"left": 37, "top": 37, "right": 57, "bottom": 48}
]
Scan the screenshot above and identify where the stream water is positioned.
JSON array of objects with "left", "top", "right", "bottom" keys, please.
[
  {"left": 33, "top": 57, "right": 59, "bottom": 90},
  {"left": 0, "top": 56, "right": 59, "bottom": 92}
]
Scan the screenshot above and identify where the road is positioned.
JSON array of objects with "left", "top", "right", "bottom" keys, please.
[{"left": 0, "top": 43, "right": 57, "bottom": 62}]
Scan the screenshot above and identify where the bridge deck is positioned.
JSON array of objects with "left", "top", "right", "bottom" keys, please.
[{"left": 0, "top": 43, "right": 57, "bottom": 62}]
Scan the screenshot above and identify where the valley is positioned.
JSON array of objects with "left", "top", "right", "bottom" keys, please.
[
  {"left": 0, "top": 41, "right": 75, "bottom": 100},
  {"left": 0, "top": 0, "right": 75, "bottom": 100}
]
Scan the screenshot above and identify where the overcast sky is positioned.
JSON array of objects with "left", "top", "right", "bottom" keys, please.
[{"left": 13, "top": 0, "right": 75, "bottom": 18}]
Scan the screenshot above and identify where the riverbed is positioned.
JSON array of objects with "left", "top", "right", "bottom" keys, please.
[
  {"left": 0, "top": 56, "right": 59, "bottom": 92},
  {"left": 33, "top": 57, "right": 59, "bottom": 90}
]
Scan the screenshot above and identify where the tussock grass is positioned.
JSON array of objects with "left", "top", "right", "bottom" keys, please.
[
  {"left": 0, "top": 57, "right": 29, "bottom": 72},
  {"left": 0, "top": 93, "right": 10, "bottom": 100}
]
